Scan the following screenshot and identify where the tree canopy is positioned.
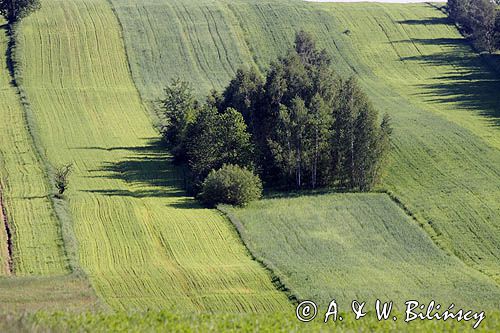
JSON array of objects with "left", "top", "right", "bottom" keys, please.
[
  {"left": 0, "top": 0, "right": 40, "bottom": 23},
  {"left": 448, "top": 0, "right": 500, "bottom": 53},
  {"left": 161, "top": 31, "right": 392, "bottom": 195}
]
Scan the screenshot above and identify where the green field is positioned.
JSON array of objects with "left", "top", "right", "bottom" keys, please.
[
  {"left": 223, "top": 193, "right": 500, "bottom": 309},
  {"left": 111, "top": 0, "right": 500, "bottom": 284},
  {"left": 0, "top": 0, "right": 498, "bottom": 331},
  {"left": 0, "top": 22, "right": 68, "bottom": 276},
  {"left": 0, "top": 19, "right": 100, "bottom": 316},
  {"left": 14, "top": 0, "right": 290, "bottom": 312}
]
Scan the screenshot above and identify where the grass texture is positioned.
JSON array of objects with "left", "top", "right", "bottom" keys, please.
[
  {"left": 0, "top": 18, "right": 99, "bottom": 314},
  {"left": 6, "top": 310, "right": 499, "bottom": 333},
  {"left": 0, "top": 22, "right": 68, "bottom": 276},
  {"left": 110, "top": 0, "right": 500, "bottom": 283},
  {"left": 223, "top": 193, "right": 500, "bottom": 310},
  {"left": 0, "top": 275, "right": 100, "bottom": 313},
  {"left": 15, "top": 0, "right": 290, "bottom": 312}
]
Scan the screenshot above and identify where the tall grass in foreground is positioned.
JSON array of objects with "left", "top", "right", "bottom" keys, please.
[{"left": 0, "top": 310, "right": 499, "bottom": 333}]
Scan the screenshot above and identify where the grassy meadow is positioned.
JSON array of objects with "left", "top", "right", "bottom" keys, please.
[
  {"left": 223, "top": 193, "right": 500, "bottom": 309},
  {"left": 0, "top": 22, "right": 68, "bottom": 276},
  {"left": 111, "top": 0, "right": 500, "bottom": 284},
  {"left": 0, "top": 275, "right": 99, "bottom": 313},
  {"left": 0, "top": 0, "right": 497, "bottom": 331},
  {"left": 1, "top": 310, "right": 499, "bottom": 333},
  {"left": 0, "top": 22, "right": 98, "bottom": 313},
  {"left": 14, "top": 0, "right": 290, "bottom": 312}
]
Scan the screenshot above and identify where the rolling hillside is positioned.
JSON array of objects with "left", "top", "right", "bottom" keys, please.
[
  {"left": 0, "top": 22, "right": 68, "bottom": 276},
  {"left": 0, "top": 19, "right": 99, "bottom": 314},
  {"left": 0, "top": 0, "right": 496, "bottom": 327},
  {"left": 110, "top": 0, "right": 500, "bottom": 284},
  {"left": 15, "top": 0, "right": 290, "bottom": 312},
  {"left": 223, "top": 193, "right": 500, "bottom": 309}
]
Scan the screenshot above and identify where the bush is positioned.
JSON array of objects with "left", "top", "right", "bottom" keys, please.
[
  {"left": 200, "top": 164, "right": 262, "bottom": 207},
  {"left": 54, "top": 163, "right": 73, "bottom": 197}
]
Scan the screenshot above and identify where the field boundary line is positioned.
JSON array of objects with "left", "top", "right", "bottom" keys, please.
[
  {"left": 105, "top": 0, "right": 162, "bottom": 130},
  {"left": 6, "top": 22, "right": 82, "bottom": 276},
  {"left": 381, "top": 189, "right": 500, "bottom": 287},
  {"left": 218, "top": 205, "right": 299, "bottom": 305},
  {"left": 0, "top": 183, "right": 13, "bottom": 275}
]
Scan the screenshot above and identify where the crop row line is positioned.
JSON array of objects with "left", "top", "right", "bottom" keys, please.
[{"left": 5, "top": 22, "right": 79, "bottom": 276}]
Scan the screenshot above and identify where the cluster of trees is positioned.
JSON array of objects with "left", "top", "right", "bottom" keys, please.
[
  {"left": 0, "top": 0, "right": 40, "bottom": 23},
  {"left": 161, "top": 31, "right": 391, "bottom": 202},
  {"left": 448, "top": 0, "right": 500, "bottom": 53}
]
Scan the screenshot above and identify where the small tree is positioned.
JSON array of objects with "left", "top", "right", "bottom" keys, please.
[
  {"left": 160, "top": 78, "right": 197, "bottom": 151},
  {"left": 268, "top": 97, "right": 309, "bottom": 188},
  {"left": 54, "top": 163, "right": 73, "bottom": 196},
  {"left": 199, "top": 164, "right": 262, "bottom": 207},
  {"left": 0, "top": 0, "right": 40, "bottom": 24}
]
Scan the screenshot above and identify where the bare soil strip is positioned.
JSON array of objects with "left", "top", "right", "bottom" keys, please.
[{"left": 0, "top": 184, "right": 13, "bottom": 275}]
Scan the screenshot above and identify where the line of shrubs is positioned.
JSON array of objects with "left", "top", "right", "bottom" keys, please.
[{"left": 447, "top": 0, "right": 500, "bottom": 53}]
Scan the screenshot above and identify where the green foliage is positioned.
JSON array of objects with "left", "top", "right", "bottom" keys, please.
[
  {"left": 10, "top": 310, "right": 500, "bottom": 332},
  {"left": 185, "top": 107, "right": 254, "bottom": 186},
  {"left": 219, "top": 32, "right": 389, "bottom": 190},
  {"left": 0, "top": 0, "right": 40, "bottom": 23},
  {"left": 448, "top": 0, "right": 499, "bottom": 53},
  {"left": 160, "top": 78, "right": 197, "bottom": 158},
  {"left": 268, "top": 97, "right": 309, "bottom": 187},
  {"left": 54, "top": 163, "right": 72, "bottom": 196},
  {"left": 331, "top": 77, "right": 388, "bottom": 191},
  {"left": 221, "top": 67, "right": 264, "bottom": 133},
  {"left": 200, "top": 164, "right": 262, "bottom": 207}
]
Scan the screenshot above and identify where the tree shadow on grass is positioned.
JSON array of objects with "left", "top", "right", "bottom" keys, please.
[
  {"left": 396, "top": 17, "right": 451, "bottom": 26},
  {"left": 77, "top": 138, "right": 194, "bottom": 203},
  {"left": 396, "top": 19, "right": 500, "bottom": 127}
]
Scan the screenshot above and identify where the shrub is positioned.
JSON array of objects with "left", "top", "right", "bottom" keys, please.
[
  {"left": 54, "top": 163, "right": 73, "bottom": 197},
  {"left": 200, "top": 164, "right": 262, "bottom": 207}
]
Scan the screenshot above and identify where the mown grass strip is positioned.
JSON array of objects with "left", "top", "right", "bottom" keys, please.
[{"left": 0, "top": 275, "right": 101, "bottom": 313}]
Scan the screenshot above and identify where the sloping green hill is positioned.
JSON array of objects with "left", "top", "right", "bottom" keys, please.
[
  {"left": 0, "top": 22, "right": 68, "bottom": 276},
  {"left": 110, "top": 0, "right": 500, "bottom": 284},
  {"left": 223, "top": 193, "right": 500, "bottom": 309},
  {"left": 0, "top": 19, "right": 99, "bottom": 314},
  {"left": 15, "top": 0, "right": 290, "bottom": 312}
]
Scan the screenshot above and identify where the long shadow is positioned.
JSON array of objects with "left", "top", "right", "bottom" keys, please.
[
  {"left": 397, "top": 19, "right": 500, "bottom": 127},
  {"left": 397, "top": 17, "right": 451, "bottom": 26},
  {"left": 79, "top": 138, "right": 192, "bottom": 200}
]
